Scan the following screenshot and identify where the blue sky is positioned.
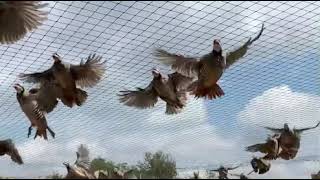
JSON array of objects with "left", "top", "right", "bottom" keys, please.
[{"left": 0, "top": 1, "right": 319, "bottom": 178}]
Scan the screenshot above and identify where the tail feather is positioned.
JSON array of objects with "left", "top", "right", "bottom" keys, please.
[
  {"left": 34, "top": 129, "right": 48, "bottom": 140},
  {"left": 166, "top": 103, "right": 182, "bottom": 115},
  {"left": 76, "top": 88, "right": 88, "bottom": 106},
  {"left": 188, "top": 81, "right": 224, "bottom": 99}
]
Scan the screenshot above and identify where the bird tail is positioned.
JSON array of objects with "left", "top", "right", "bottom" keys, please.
[
  {"left": 188, "top": 81, "right": 224, "bottom": 99},
  {"left": 75, "top": 88, "right": 88, "bottom": 106},
  {"left": 166, "top": 103, "right": 182, "bottom": 114},
  {"left": 34, "top": 129, "right": 48, "bottom": 140}
]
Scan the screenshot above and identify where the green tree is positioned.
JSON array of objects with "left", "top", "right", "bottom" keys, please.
[
  {"left": 90, "top": 157, "right": 115, "bottom": 172},
  {"left": 45, "top": 172, "right": 64, "bottom": 179},
  {"left": 138, "top": 151, "right": 177, "bottom": 179}
]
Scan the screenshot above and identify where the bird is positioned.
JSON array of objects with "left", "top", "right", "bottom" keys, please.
[
  {"left": 250, "top": 157, "right": 271, "bottom": 175},
  {"left": 246, "top": 134, "right": 281, "bottom": 160},
  {"left": 0, "top": 1, "right": 48, "bottom": 44},
  {"left": 0, "top": 139, "right": 23, "bottom": 165},
  {"left": 264, "top": 122, "right": 320, "bottom": 160},
  {"left": 63, "top": 144, "right": 96, "bottom": 179},
  {"left": 118, "top": 68, "right": 193, "bottom": 114},
  {"left": 211, "top": 165, "right": 240, "bottom": 179},
  {"left": 14, "top": 83, "right": 56, "bottom": 140},
  {"left": 153, "top": 23, "right": 264, "bottom": 100},
  {"left": 19, "top": 53, "right": 106, "bottom": 108}
]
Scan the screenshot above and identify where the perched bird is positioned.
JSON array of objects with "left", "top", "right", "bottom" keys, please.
[
  {"left": 264, "top": 122, "right": 320, "bottom": 160},
  {"left": 0, "top": 139, "right": 23, "bottom": 165},
  {"left": 19, "top": 53, "right": 106, "bottom": 108},
  {"left": 154, "top": 24, "right": 264, "bottom": 99},
  {"left": 0, "top": 1, "right": 48, "bottom": 44},
  {"left": 63, "top": 144, "right": 96, "bottom": 179},
  {"left": 211, "top": 165, "right": 240, "bottom": 179},
  {"left": 14, "top": 83, "right": 56, "bottom": 140},
  {"left": 246, "top": 134, "right": 281, "bottom": 160},
  {"left": 250, "top": 157, "right": 270, "bottom": 175},
  {"left": 118, "top": 68, "right": 193, "bottom": 114}
]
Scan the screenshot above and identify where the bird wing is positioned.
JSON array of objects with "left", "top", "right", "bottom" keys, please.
[
  {"left": 0, "top": 139, "right": 23, "bottom": 165},
  {"left": 153, "top": 49, "right": 200, "bottom": 78},
  {"left": 264, "top": 126, "right": 283, "bottom": 134},
  {"left": 19, "top": 68, "right": 54, "bottom": 84},
  {"left": 296, "top": 121, "right": 320, "bottom": 134},
  {"left": 0, "top": 1, "right": 48, "bottom": 44},
  {"left": 30, "top": 82, "right": 60, "bottom": 113},
  {"left": 168, "top": 72, "right": 194, "bottom": 91},
  {"left": 70, "top": 54, "right": 106, "bottom": 88},
  {"left": 118, "top": 80, "right": 158, "bottom": 109},
  {"left": 227, "top": 165, "right": 240, "bottom": 171},
  {"left": 225, "top": 23, "right": 264, "bottom": 69}
]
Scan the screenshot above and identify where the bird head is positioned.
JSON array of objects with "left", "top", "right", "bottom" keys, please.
[
  {"left": 63, "top": 162, "right": 71, "bottom": 171},
  {"left": 213, "top": 39, "right": 222, "bottom": 53},
  {"left": 284, "top": 123, "right": 290, "bottom": 131},
  {"left": 152, "top": 68, "right": 161, "bottom": 78},
  {"left": 53, "top": 53, "right": 62, "bottom": 64},
  {"left": 13, "top": 83, "right": 24, "bottom": 94}
]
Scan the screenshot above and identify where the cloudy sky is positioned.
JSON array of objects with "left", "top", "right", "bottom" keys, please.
[{"left": 0, "top": 1, "right": 319, "bottom": 178}]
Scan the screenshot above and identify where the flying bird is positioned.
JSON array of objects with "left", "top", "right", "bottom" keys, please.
[
  {"left": 19, "top": 53, "right": 106, "bottom": 108},
  {"left": 14, "top": 83, "right": 56, "bottom": 140},
  {"left": 63, "top": 144, "right": 96, "bottom": 179},
  {"left": 118, "top": 69, "right": 193, "bottom": 114},
  {"left": 0, "top": 1, "right": 48, "bottom": 44},
  {"left": 211, "top": 165, "right": 240, "bottom": 179},
  {"left": 153, "top": 24, "right": 264, "bottom": 99},
  {"left": 0, "top": 139, "right": 23, "bottom": 165},
  {"left": 264, "top": 122, "right": 320, "bottom": 160},
  {"left": 246, "top": 134, "right": 281, "bottom": 160}
]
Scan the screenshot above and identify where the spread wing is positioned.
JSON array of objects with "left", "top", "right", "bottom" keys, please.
[
  {"left": 296, "top": 121, "right": 320, "bottom": 134},
  {"left": 118, "top": 81, "right": 158, "bottom": 109},
  {"left": 30, "top": 82, "right": 60, "bottom": 113},
  {"left": 70, "top": 54, "right": 106, "bottom": 88},
  {"left": 153, "top": 49, "right": 200, "bottom": 78},
  {"left": 19, "top": 68, "right": 54, "bottom": 84},
  {"left": 0, "top": 1, "right": 48, "bottom": 44},
  {"left": 227, "top": 165, "right": 240, "bottom": 171},
  {"left": 225, "top": 23, "right": 264, "bottom": 69},
  {"left": 0, "top": 139, "right": 23, "bottom": 165},
  {"left": 168, "top": 72, "right": 194, "bottom": 91},
  {"left": 264, "top": 126, "right": 283, "bottom": 134}
]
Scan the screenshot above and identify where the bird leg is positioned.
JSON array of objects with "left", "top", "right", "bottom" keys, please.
[
  {"left": 47, "top": 126, "right": 55, "bottom": 139},
  {"left": 27, "top": 125, "right": 33, "bottom": 138}
]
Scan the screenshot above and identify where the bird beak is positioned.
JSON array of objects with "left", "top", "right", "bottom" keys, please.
[
  {"left": 53, "top": 53, "right": 61, "bottom": 63},
  {"left": 63, "top": 162, "right": 69, "bottom": 168},
  {"left": 152, "top": 68, "right": 160, "bottom": 76}
]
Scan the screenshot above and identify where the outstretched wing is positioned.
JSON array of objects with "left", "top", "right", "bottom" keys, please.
[
  {"left": 0, "top": 1, "right": 48, "bottom": 44},
  {"left": 168, "top": 72, "right": 194, "bottom": 91},
  {"left": 19, "top": 68, "right": 54, "bottom": 84},
  {"left": 264, "top": 126, "right": 284, "bottom": 134},
  {"left": 225, "top": 23, "right": 264, "bottom": 69},
  {"left": 227, "top": 165, "right": 240, "bottom": 171},
  {"left": 153, "top": 49, "right": 200, "bottom": 78},
  {"left": 70, "top": 54, "right": 106, "bottom": 88},
  {"left": 296, "top": 121, "right": 320, "bottom": 134},
  {"left": 118, "top": 81, "right": 158, "bottom": 109},
  {"left": 0, "top": 139, "right": 23, "bottom": 165}
]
